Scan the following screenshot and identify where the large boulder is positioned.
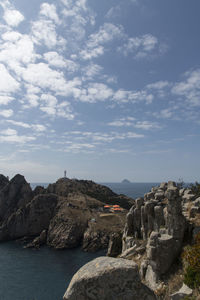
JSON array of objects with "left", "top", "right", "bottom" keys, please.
[{"left": 63, "top": 256, "right": 156, "bottom": 300}]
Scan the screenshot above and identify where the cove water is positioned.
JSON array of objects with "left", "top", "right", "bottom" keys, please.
[{"left": 0, "top": 182, "right": 158, "bottom": 300}]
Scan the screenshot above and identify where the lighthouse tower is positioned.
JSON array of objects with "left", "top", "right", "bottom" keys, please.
[{"left": 64, "top": 170, "right": 67, "bottom": 178}]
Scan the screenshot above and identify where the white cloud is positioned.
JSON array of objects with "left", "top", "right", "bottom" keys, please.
[
  {"left": 80, "top": 46, "right": 104, "bottom": 60},
  {"left": 108, "top": 117, "right": 135, "bottom": 127},
  {"left": 80, "top": 23, "right": 124, "bottom": 60},
  {"left": 172, "top": 69, "right": 200, "bottom": 106},
  {"left": 6, "top": 120, "right": 47, "bottom": 132},
  {"left": 78, "top": 83, "right": 113, "bottom": 103},
  {"left": 40, "top": 94, "right": 74, "bottom": 119},
  {"left": 146, "top": 81, "right": 170, "bottom": 90},
  {"left": 87, "top": 23, "right": 124, "bottom": 48},
  {"left": 118, "top": 34, "right": 158, "bottom": 58},
  {"left": 0, "top": 32, "right": 39, "bottom": 75},
  {"left": 0, "top": 109, "right": 13, "bottom": 118},
  {"left": 0, "top": 95, "right": 14, "bottom": 105},
  {"left": 134, "top": 121, "right": 161, "bottom": 130},
  {"left": 0, "top": 128, "right": 37, "bottom": 144},
  {"left": 40, "top": 3, "right": 60, "bottom": 24},
  {"left": 3, "top": 9, "right": 24, "bottom": 27},
  {"left": 83, "top": 63, "right": 103, "bottom": 79},
  {"left": 0, "top": 64, "right": 20, "bottom": 93},
  {"left": 43, "top": 51, "right": 78, "bottom": 71},
  {"left": 113, "top": 89, "right": 154, "bottom": 104}
]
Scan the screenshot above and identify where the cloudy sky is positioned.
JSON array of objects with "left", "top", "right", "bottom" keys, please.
[{"left": 0, "top": 0, "right": 199, "bottom": 183}]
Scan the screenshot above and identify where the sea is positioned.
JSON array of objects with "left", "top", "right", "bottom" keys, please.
[{"left": 0, "top": 182, "right": 159, "bottom": 300}]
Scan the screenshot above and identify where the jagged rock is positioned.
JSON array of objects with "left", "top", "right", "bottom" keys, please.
[
  {"left": 25, "top": 229, "right": 47, "bottom": 248},
  {"left": 0, "top": 194, "right": 58, "bottom": 240},
  {"left": 0, "top": 174, "right": 33, "bottom": 222},
  {"left": 107, "top": 232, "right": 122, "bottom": 257},
  {"left": 82, "top": 227, "right": 109, "bottom": 252},
  {"left": 63, "top": 257, "right": 156, "bottom": 300},
  {"left": 33, "top": 185, "right": 46, "bottom": 196},
  {"left": 122, "top": 236, "right": 135, "bottom": 252},
  {"left": 120, "top": 244, "right": 137, "bottom": 259},
  {"left": 0, "top": 174, "right": 9, "bottom": 190},
  {"left": 160, "top": 182, "right": 167, "bottom": 190},
  {"left": 167, "top": 181, "right": 177, "bottom": 189},
  {"left": 170, "top": 283, "right": 193, "bottom": 300}
]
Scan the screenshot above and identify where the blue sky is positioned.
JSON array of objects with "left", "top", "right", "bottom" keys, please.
[{"left": 0, "top": 0, "right": 199, "bottom": 183}]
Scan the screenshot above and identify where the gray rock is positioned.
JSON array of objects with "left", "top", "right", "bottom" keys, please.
[
  {"left": 0, "top": 174, "right": 33, "bottom": 222},
  {"left": 0, "top": 174, "right": 9, "bottom": 191},
  {"left": 167, "top": 181, "right": 177, "bottom": 188},
  {"left": 170, "top": 283, "right": 193, "bottom": 300},
  {"left": 107, "top": 232, "right": 122, "bottom": 257},
  {"left": 63, "top": 257, "right": 156, "bottom": 300},
  {"left": 0, "top": 194, "right": 58, "bottom": 241}
]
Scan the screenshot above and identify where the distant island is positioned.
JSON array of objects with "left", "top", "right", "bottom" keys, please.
[{"left": 121, "top": 179, "right": 131, "bottom": 184}]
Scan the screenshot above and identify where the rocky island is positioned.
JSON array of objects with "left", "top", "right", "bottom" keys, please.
[{"left": 0, "top": 174, "right": 134, "bottom": 251}]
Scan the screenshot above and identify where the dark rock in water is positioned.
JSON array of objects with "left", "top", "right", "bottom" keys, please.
[
  {"left": 0, "top": 174, "right": 9, "bottom": 191},
  {"left": 121, "top": 179, "right": 131, "bottom": 184},
  {"left": 63, "top": 256, "right": 156, "bottom": 300}
]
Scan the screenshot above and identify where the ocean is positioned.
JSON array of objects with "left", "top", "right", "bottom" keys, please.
[{"left": 0, "top": 182, "right": 158, "bottom": 300}]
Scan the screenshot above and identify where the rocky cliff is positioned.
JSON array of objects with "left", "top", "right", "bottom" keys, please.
[
  {"left": 63, "top": 181, "right": 200, "bottom": 299},
  {"left": 0, "top": 174, "right": 133, "bottom": 251}
]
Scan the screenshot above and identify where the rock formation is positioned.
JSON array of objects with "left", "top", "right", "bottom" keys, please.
[
  {"left": 63, "top": 256, "right": 156, "bottom": 300},
  {"left": 122, "top": 181, "right": 200, "bottom": 290},
  {"left": 0, "top": 174, "right": 131, "bottom": 251}
]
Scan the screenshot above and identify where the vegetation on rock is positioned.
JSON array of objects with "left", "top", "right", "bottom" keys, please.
[{"left": 182, "top": 233, "right": 200, "bottom": 290}]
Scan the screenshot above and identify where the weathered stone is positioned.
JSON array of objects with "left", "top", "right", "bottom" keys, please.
[
  {"left": 154, "top": 206, "right": 165, "bottom": 231},
  {"left": 167, "top": 181, "right": 176, "bottom": 189},
  {"left": 107, "top": 232, "right": 122, "bottom": 257},
  {"left": 189, "top": 206, "right": 200, "bottom": 218},
  {"left": 122, "top": 236, "right": 135, "bottom": 252},
  {"left": 63, "top": 257, "right": 156, "bottom": 300},
  {"left": 136, "top": 197, "right": 144, "bottom": 209},
  {"left": 159, "top": 182, "right": 167, "bottom": 190},
  {"left": 170, "top": 283, "right": 193, "bottom": 300},
  {"left": 120, "top": 244, "right": 137, "bottom": 259}
]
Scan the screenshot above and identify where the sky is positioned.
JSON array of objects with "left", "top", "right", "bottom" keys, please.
[{"left": 0, "top": 0, "right": 200, "bottom": 183}]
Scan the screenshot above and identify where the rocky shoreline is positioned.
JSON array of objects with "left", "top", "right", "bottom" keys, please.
[
  {"left": 63, "top": 181, "right": 200, "bottom": 300},
  {"left": 0, "top": 174, "right": 199, "bottom": 299},
  {"left": 0, "top": 174, "right": 133, "bottom": 251}
]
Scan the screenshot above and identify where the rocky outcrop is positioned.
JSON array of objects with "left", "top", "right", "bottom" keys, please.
[
  {"left": 0, "top": 174, "right": 33, "bottom": 222},
  {"left": 107, "top": 232, "right": 122, "bottom": 257},
  {"left": 46, "top": 178, "right": 134, "bottom": 209},
  {"left": 122, "top": 181, "right": 190, "bottom": 289},
  {"left": 0, "top": 175, "right": 129, "bottom": 251},
  {"left": 0, "top": 174, "right": 9, "bottom": 190},
  {"left": 63, "top": 256, "right": 156, "bottom": 300},
  {"left": 0, "top": 193, "right": 58, "bottom": 241}
]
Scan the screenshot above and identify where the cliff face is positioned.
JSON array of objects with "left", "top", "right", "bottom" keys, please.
[
  {"left": 0, "top": 175, "right": 131, "bottom": 251},
  {"left": 120, "top": 181, "right": 200, "bottom": 290}
]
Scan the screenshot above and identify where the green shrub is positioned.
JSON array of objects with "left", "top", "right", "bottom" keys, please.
[
  {"left": 184, "top": 265, "right": 200, "bottom": 289},
  {"left": 182, "top": 233, "right": 200, "bottom": 290},
  {"left": 189, "top": 181, "right": 200, "bottom": 198}
]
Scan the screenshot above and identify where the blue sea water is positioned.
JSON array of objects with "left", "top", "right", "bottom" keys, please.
[{"left": 0, "top": 182, "right": 158, "bottom": 300}]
